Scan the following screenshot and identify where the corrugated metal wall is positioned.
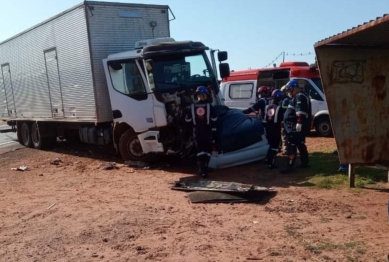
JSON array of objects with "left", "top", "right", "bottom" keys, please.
[
  {"left": 316, "top": 47, "right": 389, "bottom": 166},
  {"left": 0, "top": 5, "right": 96, "bottom": 120},
  {"left": 86, "top": 2, "right": 170, "bottom": 122}
]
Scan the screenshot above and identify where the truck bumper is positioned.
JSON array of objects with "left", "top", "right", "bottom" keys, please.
[{"left": 137, "top": 131, "right": 164, "bottom": 154}]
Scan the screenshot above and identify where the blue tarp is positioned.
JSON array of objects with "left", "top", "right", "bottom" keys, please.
[{"left": 214, "top": 105, "right": 264, "bottom": 153}]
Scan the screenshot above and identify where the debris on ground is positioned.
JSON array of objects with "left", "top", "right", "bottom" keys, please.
[
  {"left": 171, "top": 180, "right": 273, "bottom": 193},
  {"left": 50, "top": 158, "right": 62, "bottom": 165},
  {"left": 101, "top": 162, "right": 119, "bottom": 170},
  {"left": 172, "top": 180, "right": 275, "bottom": 203},
  {"left": 125, "top": 160, "right": 149, "bottom": 169},
  {"left": 47, "top": 203, "right": 56, "bottom": 210},
  {"left": 11, "top": 166, "right": 29, "bottom": 171}
]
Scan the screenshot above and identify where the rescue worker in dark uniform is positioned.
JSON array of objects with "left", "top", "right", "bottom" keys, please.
[
  {"left": 185, "top": 86, "right": 218, "bottom": 178},
  {"left": 263, "top": 89, "right": 285, "bottom": 168},
  {"left": 242, "top": 86, "right": 272, "bottom": 121},
  {"left": 281, "top": 79, "right": 312, "bottom": 174},
  {"left": 280, "top": 85, "right": 291, "bottom": 155}
]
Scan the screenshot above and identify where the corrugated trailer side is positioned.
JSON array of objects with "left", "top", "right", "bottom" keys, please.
[
  {"left": 85, "top": 1, "right": 170, "bottom": 123},
  {"left": 0, "top": 3, "right": 96, "bottom": 121}
]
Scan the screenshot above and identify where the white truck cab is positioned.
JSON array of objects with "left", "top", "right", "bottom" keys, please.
[{"left": 220, "top": 62, "right": 332, "bottom": 137}]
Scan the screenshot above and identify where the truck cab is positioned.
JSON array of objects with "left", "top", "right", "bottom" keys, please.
[
  {"left": 220, "top": 62, "right": 332, "bottom": 137},
  {"left": 103, "top": 38, "right": 232, "bottom": 162}
]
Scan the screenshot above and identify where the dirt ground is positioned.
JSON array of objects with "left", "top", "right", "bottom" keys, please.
[{"left": 0, "top": 137, "right": 388, "bottom": 262}]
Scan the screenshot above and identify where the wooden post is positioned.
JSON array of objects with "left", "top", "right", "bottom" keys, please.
[{"left": 348, "top": 164, "right": 355, "bottom": 188}]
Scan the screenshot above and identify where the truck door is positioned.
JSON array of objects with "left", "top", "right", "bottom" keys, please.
[
  {"left": 104, "top": 59, "right": 156, "bottom": 132},
  {"left": 223, "top": 81, "right": 256, "bottom": 110},
  {"left": 44, "top": 48, "right": 64, "bottom": 117},
  {"left": 1, "top": 63, "right": 16, "bottom": 117}
]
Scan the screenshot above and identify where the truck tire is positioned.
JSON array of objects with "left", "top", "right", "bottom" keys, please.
[
  {"left": 20, "top": 122, "right": 33, "bottom": 148},
  {"left": 315, "top": 116, "right": 333, "bottom": 137},
  {"left": 31, "top": 122, "right": 56, "bottom": 149},
  {"left": 119, "top": 129, "right": 156, "bottom": 163}
]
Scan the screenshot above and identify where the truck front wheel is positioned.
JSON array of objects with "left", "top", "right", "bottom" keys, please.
[
  {"left": 315, "top": 116, "right": 333, "bottom": 137},
  {"left": 119, "top": 130, "right": 156, "bottom": 163}
]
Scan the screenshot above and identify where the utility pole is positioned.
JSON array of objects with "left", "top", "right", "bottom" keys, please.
[{"left": 282, "top": 52, "right": 285, "bottom": 62}]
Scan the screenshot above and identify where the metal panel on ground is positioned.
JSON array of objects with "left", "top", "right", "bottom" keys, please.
[
  {"left": 314, "top": 15, "right": 389, "bottom": 168},
  {"left": 86, "top": 2, "right": 170, "bottom": 122}
]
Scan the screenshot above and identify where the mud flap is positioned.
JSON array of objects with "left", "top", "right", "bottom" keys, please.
[{"left": 137, "top": 131, "right": 164, "bottom": 154}]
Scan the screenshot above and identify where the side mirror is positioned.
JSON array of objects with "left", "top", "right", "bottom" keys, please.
[
  {"left": 109, "top": 62, "right": 123, "bottom": 71},
  {"left": 219, "top": 63, "right": 230, "bottom": 79},
  {"left": 218, "top": 51, "right": 228, "bottom": 62}
]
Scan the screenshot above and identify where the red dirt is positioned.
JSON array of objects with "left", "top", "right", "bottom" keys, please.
[{"left": 0, "top": 137, "right": 388, "bottom": 262}]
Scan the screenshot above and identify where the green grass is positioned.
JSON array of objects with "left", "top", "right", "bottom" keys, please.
[{"left": 294, "top": 151, "right": 388, "bottom": 189}]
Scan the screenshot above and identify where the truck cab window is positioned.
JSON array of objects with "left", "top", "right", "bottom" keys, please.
[{"left": 108, "top": 61, "right": 147, "bottom": 98}]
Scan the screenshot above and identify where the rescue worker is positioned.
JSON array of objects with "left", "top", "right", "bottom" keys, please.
[
  {"left": 264, "top": 89, "right": 285, "bottom": 168},
  {"left": 242, "top": 86, "right": 272, "bottom": 121},
  {"left": 185, "top": 86, "right": 218, "bottom": 178},
  {"left": 281, "top": 79, "right": 312, "bottom": 174},
  {"left": 280, "top": 85, "right": 291, "bottom": 155}
]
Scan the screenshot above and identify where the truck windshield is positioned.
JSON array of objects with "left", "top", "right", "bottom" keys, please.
[{"left": 148, "top": 52, "right": 213, "bottom": 92}]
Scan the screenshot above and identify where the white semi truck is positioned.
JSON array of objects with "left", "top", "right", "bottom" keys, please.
[{"left": 1, "top": 1, "right": 270, "bottom": 167}]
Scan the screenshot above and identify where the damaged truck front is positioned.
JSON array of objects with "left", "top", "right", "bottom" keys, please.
[{"left": 104, "top": 39, "right": 231, "bottom": 162}]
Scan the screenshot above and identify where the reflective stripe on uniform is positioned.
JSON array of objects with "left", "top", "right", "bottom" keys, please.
[
  {"left": 263, "top": 105, "right": 269, "bottom": 123},
  {"left": 185, "top": 116, "right": 192, "bottom": 122},
  {"left": 274, "top": 106, "right": 280, "bottom": 123},
  {"left": 191, "top": 104, "right": 196, "bottom": 125},
  {"left": 197, "top": 152, "right": 211, "bottom": 156},
  {"left": 287, "top": 105, "right": 295, "bottom": 109},
  {"left": 296, "top": 111, "right": 307, "bottom": 116},
  {"left": 206, "top": 103, "right": 210, "bottom": 125}
]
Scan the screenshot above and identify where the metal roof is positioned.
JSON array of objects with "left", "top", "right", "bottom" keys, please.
[{"left": 314, "top": 14, "right": 389, "bottom": 47}]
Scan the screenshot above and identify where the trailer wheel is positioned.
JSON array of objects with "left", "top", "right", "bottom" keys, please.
[
  {"left": 119, "top": 130, "right": 156, "bottom": 163},
  {"left": 31, "top": 122, "right": 55, "bottom": 149},
  {"left": 20, "top": 122, "right": 33, "bottom": 148},
  {"left": 315, "top": 116, "right": 333, "bottom": 137}
]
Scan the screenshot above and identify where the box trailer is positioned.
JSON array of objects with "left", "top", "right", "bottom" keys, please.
[
  {"left": 1, "top": 1, "right": 269, "bottom": 167},
  {"left": 0, "top": 1, "right": 170, "bottom": 122}
]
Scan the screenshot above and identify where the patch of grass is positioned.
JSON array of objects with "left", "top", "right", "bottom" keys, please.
[
  {"left": 305, "top": 241, "right": 340, "bottom": 254},
  {"left": 284, "top": 225, "right": 302, "bottom": 239},
  {"left": 344, "top": 242, "right": 358, "bottom": 249},
  {"left": 317, "top": 242, "right": 340, "bottom": 250},
  {"left": 309, "top": 175, "right": 346, "bottom": 189},
  {"left": 295, "top": 151, "right": 388, "bottom": 189}
]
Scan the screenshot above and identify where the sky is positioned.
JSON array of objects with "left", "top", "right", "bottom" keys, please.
[{"left": 0, "top": 0, "right": 388, "bottom": 70}]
